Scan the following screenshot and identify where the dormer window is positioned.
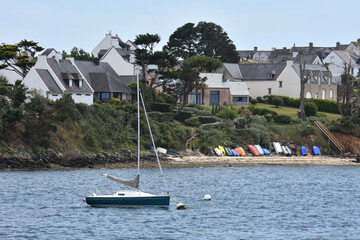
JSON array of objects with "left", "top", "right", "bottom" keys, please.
[
  {"left": 69, "top": 79, "right": 73, "bottom": 87},
  {"left": 268, "top": 74, "right": 273, "bottom": 80},
  {"left": 79, "top": 80, "right": 83, "bottom": 87}
]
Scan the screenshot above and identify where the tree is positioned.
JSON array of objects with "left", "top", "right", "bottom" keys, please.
[
  {"left": 165, "top": 21, "right": 240, "bottom": 63},
  {"left": 337, "top": 62, "right": 355, "bottom": 117},
  {"left": 134, "top": 33, "right": 161, "bottom": 103},
  {"left": 271, "top": 97, "right": 283, "bottom": 108},
  {"left": 299, "top": 60, "right": 311, "bottom": 121},
  {"left": 181, "top": 55, "right": 222, "bottom": 73},
  {"left": 0, "top": 40, "right": 44, "bottom": 79},
  {"left": 164, "top": 23, "right": 199, "bottom": 59},
  {"left": 62, "top": 47, "right": 94, "bottom": 61}
]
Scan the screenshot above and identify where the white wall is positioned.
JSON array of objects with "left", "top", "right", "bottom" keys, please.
[
  {"left": 22, "top": 68, "right": 49, "bottom": 97},
  {"left": 0, "top": 69, "right": 22, "bottom": 85},
  {"left": 245, "top": 61, "right": 300, "bottom": 98},
  {"left": 71, "top": 93, "right": 93, "bottom": 105},
  {"left": 101, "top": 47, "right": 134, "bottom": 75}
]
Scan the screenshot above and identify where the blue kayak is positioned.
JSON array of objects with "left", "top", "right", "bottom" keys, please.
[
  {"left": 300, "top": 146, "right": 308, "bottom": 156},
  {"left": 231, "top": 149, "right": 239, "bottom": 157},
  {"left": 313, "top": 146, "right": 321, "bottom": 155},
  {"left": 262, "top": 148, "right": 271, "bottom": 155}
]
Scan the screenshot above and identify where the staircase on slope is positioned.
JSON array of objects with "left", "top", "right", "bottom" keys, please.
[{"left": 314, "top": 121, "right": 345, "bottom": 153}]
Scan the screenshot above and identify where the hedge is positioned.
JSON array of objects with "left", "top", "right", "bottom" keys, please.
[
  {"left": 174, "top": 111, "right": 193, "bottom": 122},
  {"left": 151, "top": 102, "right": 172, "bottom": 112},
  {"left": 274, "top": 114, "right": 291, "bottom": 124},
  {"left": 248, "top": 106, "right": 278, "bottom": 116},
  {"left": 267, "top": 95, "right": 339, "bottom": 114},
  {"left": 198, "top": 116, "right": 220, "bottom": 124}
]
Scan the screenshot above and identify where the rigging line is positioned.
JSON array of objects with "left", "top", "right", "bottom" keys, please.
[{"left": 139, "top": 92, "right": 169, "bottom": 194}]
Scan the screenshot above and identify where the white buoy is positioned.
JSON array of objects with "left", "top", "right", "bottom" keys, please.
[
  {"left": 176, "top": 203, "right": 186, "bottom": 210},
  {"left": 204, "top": 194, "right": 212, "bottom": 200}
]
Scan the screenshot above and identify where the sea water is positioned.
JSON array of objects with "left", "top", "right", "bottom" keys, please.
[{"left": 1, "top": 166, "right": 360, "bottom": 239}]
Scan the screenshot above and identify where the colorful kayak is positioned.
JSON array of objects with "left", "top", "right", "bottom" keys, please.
[
  {"left": 214, "top": 147, "right": 223, "bottom": 156},
  {"left": 273, "top": 142, "right": 282, "bottom": 154},
  {"left": 313, "top": 146, "right": 321, "bottom": 155},
  {"left": 218, "top": 146, "right": 226, "bottom": 155},
  {"left": 231, "top": 149, "right": 239, "bottom": 157},
  {"left": 248, "top": 145, "right": 259, "bottom": 156},
  {"left": 254, "top": 145, "right": 264, "bottom": 155},
  {"left": 234, "top": 148, "right": 242, "bottom": 156},
  {"left": 301, "top": 146, "right": 308, "bottom": 156},
  {"left": 262, "top": 148, "right": 271, "bottom": 155},
  {"left": 225, "top": 148, "right": 233, "bottom": 156},
  {"left": 238, "top": 147, "right": 246, "bottom": 156}
]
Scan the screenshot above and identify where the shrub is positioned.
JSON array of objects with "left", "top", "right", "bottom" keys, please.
[
  {"left": 151, "top": 102, "right": 172, "bottom": 112},
  {"left": 291, "top": 118, "right": 302, "bottom": 124},
  {"left": 250, "top": 98, "right": 258, "bottom": 105},
  {"left": 200, "top": 122, "right": 226, "bottom": 131},
  {"left": 198, "top": 116, "right": 220, "bottom": 124},
  {"left": 265, "top": 114, "right": 273, "bottom": 122},
  {"left": 215, "top": 108, "right": 238, "bottom": 120},
  {"left": 251, "top": 115, "right": 266, "bottom": 125},
  {"left": 184, "top": 117, "right": 201, "bottom": 127},
  {"left": 316, "top": 112, "right": 327, "bottom": 117},
  {"left": 197, "top": 110, "right": 212, "bottom": 116},
  {"left": 305, "top": 102, "right": 318, "bottom": 117},
  {"left": 256, "top": 96, "right": 263, "bottom": 103},
  {"left": 159, "top": 113, "right": 173, "bottom": 122},
  {"left": 234, "top": 117, "right": 247, "bottom": 128},
  {"left": 186, "top": 104, "right": 203, "bottom": 110},
  {"left": 249, "top": 107, "right": 278, "bottom": 116},
  {"left": 274, "top": 115, "right": 291, "bottom": 124},
  {"left": 174, "top": 111, "right": 193, "bottom": 122},
  {"left": 271, "top": 97, "right": 284, "bottom": 108},
  {"left": 109, "top": 98, "right": 120, "bottom": 105},
  {"left": 148, "top": 112, "right": 161, "bottom": 121}
]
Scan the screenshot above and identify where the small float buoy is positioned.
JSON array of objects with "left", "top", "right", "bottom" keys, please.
[
  {"left": 176, "top": 203, "right": 186, "bottom": 210},
  {"left": 204, "top": 194, "right": 212, "bottom": 200}
]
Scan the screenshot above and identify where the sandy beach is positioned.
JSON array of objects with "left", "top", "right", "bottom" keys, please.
[{"left": 162, "top": 155, "right": 360, "bottom": 167}]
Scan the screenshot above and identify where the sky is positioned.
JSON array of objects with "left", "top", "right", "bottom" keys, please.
[{"left": 2, "top": 0, "right": 359, "bottom": 54}]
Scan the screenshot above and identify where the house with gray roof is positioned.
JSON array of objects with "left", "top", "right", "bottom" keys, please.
[
  {"left": 218, "top": 60, "right": 336, "bottom": 100},
  {"left": 23, "top": 51, "right": 132, "bottom": 104}
]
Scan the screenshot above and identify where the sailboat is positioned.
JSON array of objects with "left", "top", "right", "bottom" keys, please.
[{"left": 85, "top": 73, "right": 170, "bottom": 207}]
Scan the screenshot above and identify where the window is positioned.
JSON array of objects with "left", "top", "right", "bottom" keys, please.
[
  {"left": 306, "top": 92, "right": 312, "bottom": 98},
  {"left": 210, "top": 91, "right": 220, "bottom": 105},
  {"left": 268, "top": 88, "right": 272, "bottom": 95},
  {"left": 330, "top": 90, "right": 333, "bottom": 99},
  {"left": 279, "top": 81, "right": 283, "bottom": 88},
  {"left": 330, "top": 56, "right": 335, "bottom": 63},
  {"left": 351, "top": 68, "right": 354, "bottom": 75},
  {"left": 233, "top": 97, "right": 247, "bottom": 102},
  {"left": 268, "top": 74, "right": 273, "bottom": 80},
  {"left": 322, "top": 89, "right": 326, "bottom": 99},
  {"left": 85, "top": 94, "right": 91, "bottom": 96},
  {"left": 52, "top": 94, "right": 58, "bottom": 97},
  {"left": 77, "top": 94, "right": 82, "bottom": 96},
  {"left": 189, "top": 93, "right": 200, "bottom": 104},
  {"left": 98, "top": 92, "right": 111, "bottom": 102}
]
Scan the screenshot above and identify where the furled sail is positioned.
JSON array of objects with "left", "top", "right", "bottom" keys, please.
[{"left": 102, "top": 174, "right": 139, "bottom": 189}]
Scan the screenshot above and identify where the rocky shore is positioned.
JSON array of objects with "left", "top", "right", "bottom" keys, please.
[{"left": 1, "top": 149, "right": 360, "bottom": 170}]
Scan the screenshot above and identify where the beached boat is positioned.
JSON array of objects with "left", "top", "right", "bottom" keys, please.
[
  {"left": 214, "top": 147, "right": 223, "bottom": 156},
  {"left": 313, "top": 146, "right": 321, "bottom": 155},
  {"left": 85, "top": 74, "right": 170, "bottom": 208},
  {"left": 234, "top": 148, "right": 242, "bottom": 156},
  {"left": 301, "top": 146, "right": 308, "bottom": 156},
  {"left": 262, "top": 148, "right": 271, "bottom": 155},
  {"left": 282, "top": 146, "right": 292, "bottom": 156},
  {"left": 254, "top": 145, "right": 264, "bottom": 155},
  {"left": 225, "top": 147, "right": 233, "bottom": 156},
  {"left": 273, "top": 142, "right": 283, "bottom": 154},
  {"left": 238, "top": 147, "right": 246, "bottom": 156},
  {"left": 231, "top": 149, "right": 239, "bottom": 157},
  {"left": 218, "top": 146, "right": 226, "bottom": 155},
  {"left": 248, "top": 145, "right": 260, "bottom": 156}
]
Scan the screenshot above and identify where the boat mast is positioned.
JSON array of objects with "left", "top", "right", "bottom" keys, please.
[{"left": 137, "top": 72, "right": 140, "bottom": 178}]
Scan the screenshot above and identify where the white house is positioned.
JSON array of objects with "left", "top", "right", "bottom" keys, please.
[
  {"left": 323, "top": 50, "right": 360, "bottom": 83},
  {"left": 219, "top": 61, "right": 336, "bottom": 100},
  {"left": 22, "top": 53, "right": 94, "bottom": 104}
]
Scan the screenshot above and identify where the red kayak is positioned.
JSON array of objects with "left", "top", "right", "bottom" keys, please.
[
  {"left": 248, "top": 145, "right": 259, "bottom": 156},
  {"left": 234, "top": 148, "right": 243, "bottom": 156}
]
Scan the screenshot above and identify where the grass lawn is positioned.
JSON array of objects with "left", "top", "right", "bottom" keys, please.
[{"left": 255, "top": 103, "right": 341, "bottom": 122}]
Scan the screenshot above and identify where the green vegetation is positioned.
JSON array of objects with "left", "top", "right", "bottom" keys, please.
[{"left": 255, "top": 103, "right": 341, "bottom": 122}]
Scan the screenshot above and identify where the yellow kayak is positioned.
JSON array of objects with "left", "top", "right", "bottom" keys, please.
[
  {"left": 237, "top": 147, "right": 246, "bottom": 156},
  {"left": 218, "top": 146, "right": 226, "bottom": 155}
]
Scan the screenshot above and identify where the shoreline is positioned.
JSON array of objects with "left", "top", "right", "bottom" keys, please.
[{"left": 160, "top": 155, "right": 360, "bottom": 168}]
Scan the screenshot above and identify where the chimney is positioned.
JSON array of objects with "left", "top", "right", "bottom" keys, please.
[
  {"left": 272, "top": 47, "right": 276, "bottom": 51},
  {"left": 54, "top": 52, "right": 62, "bottom": 63},
  {"left": 254, "top": 46, "right": 258, "bottom": 51},
  {"left": 283, "top": 47, "right": 286, "bottom": 50},
  {"left": 66, "top": 57, "right": 75, "bottom": 65},
  {"left": 357, "top": 38, "right": 360, "bottom": 53},
  {"left": 309, "top": 42, "right": 313, "bottom": 48},
  {"left": 336, "top": 42, "right": 340, "bottom": 48}
]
